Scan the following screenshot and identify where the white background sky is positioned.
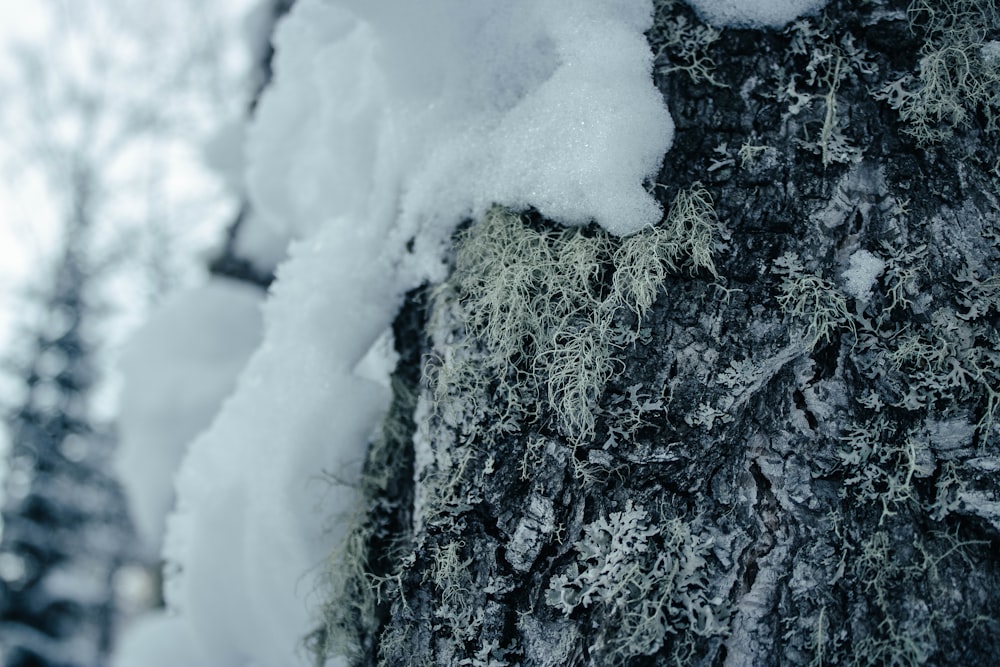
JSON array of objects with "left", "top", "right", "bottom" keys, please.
[
  {"left": 0, "top": 0, "right": 259, "bottom": 442},
  {"left": 0, "top": 3, "right": 57, "bottom": 340}
]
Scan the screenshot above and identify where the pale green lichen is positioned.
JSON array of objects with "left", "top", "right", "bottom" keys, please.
[
  {"left": 737, "top": 141, "right": 768, "bottom": 169},
  {"left": 309, "top": 378, "right": 418, "bottom": 664},
  {"left": 435, "top": 194, "right": 719, "bottom": 446},
  {"left": 877, "top": 0, "right": 1000, "bottom": 143},
  {"left": 546, "top": 501, "right": 727, "bottom": 663},
  {"left": 838, "top": 417, "right": 934, "bottom": 524},
  {"left": 774, "top": 252, "right": 854, "bottom": 351},
  {"left": 782, "top": 19, "right": 873, "bottom": 166},
  {"left": 650, "top": 2, "right": 724, "bottom": 87}
]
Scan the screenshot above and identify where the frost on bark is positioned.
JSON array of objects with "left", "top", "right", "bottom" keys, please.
[{"left": 314, "top": 1, "right": 1000, "bottom": 665}]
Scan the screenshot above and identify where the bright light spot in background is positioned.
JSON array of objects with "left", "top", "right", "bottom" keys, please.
[
  {"left": 113, "top": 563, "right": 161, "bottom": 612},
  {"left": 0, "top": 550, "right": 27, "bottom": 585}
]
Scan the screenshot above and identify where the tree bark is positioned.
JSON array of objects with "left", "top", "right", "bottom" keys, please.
[{"left": 317, "top": 1, "right": 1000, "bottom": 665}]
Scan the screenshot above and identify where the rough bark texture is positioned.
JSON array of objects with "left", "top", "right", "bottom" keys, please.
[{"left": 318, "top": 1, "right": 1000, "bottom": 665}]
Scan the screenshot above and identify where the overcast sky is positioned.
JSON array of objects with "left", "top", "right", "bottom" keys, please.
[{"left": 0, "top": 3, "right": 55, "bottom": 322}]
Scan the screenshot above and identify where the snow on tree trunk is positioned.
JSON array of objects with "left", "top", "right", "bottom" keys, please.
[{"left": 312, "top": 1, "right": 1000, "bottom": 665}]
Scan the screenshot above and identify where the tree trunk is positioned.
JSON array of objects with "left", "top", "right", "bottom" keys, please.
[{"left": 315, "top": 1, "right": 1000, "bottom": 665}]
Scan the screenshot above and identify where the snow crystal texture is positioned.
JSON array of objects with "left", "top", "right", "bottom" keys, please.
[
  {"left": 247, "top": 0, "right": 673, "bottom": 240},
  {"left": 842, "top": 249, "right": 886, "bottom": 302},
  {"left": 685, "top": 0, "right": 829, "bottom": 27}
]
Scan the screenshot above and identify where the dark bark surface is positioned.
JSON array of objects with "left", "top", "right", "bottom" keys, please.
[{"left": 320, "top": 1, "right": 1000, "bottom": 665}]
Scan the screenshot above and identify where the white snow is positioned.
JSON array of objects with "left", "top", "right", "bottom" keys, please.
[
  {"left": 983, "top": 40, "right": 1000, "bottom": 64},
  {"left": 353, "top": 328, "right": 399, "bottom": 389},
  {"left": 114, "top": 279, "right": 264, "bottom": 552},
  {"left": 203, "top": 119, "right": 291, "bottom": 273},
  {"left": 684, "top": 0, "right": 829, "bottom": 28},
  {"left": 233, "top": 211, "right": 291, "bottom": 275},
  {"left": 115, "top": 0, "right": 676, "bottom": 665},
  {"left": 246, "top": 0, "right": 673, "bottom": 240},
  {"left": 841, "top": 249, "right": 886, "bottom": 302},
  {"left": 198, "top": 3, "right": 294, "bottom": 276},
  {"left": 111, "top": 613, "right": 215, "bottom": 667}
]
